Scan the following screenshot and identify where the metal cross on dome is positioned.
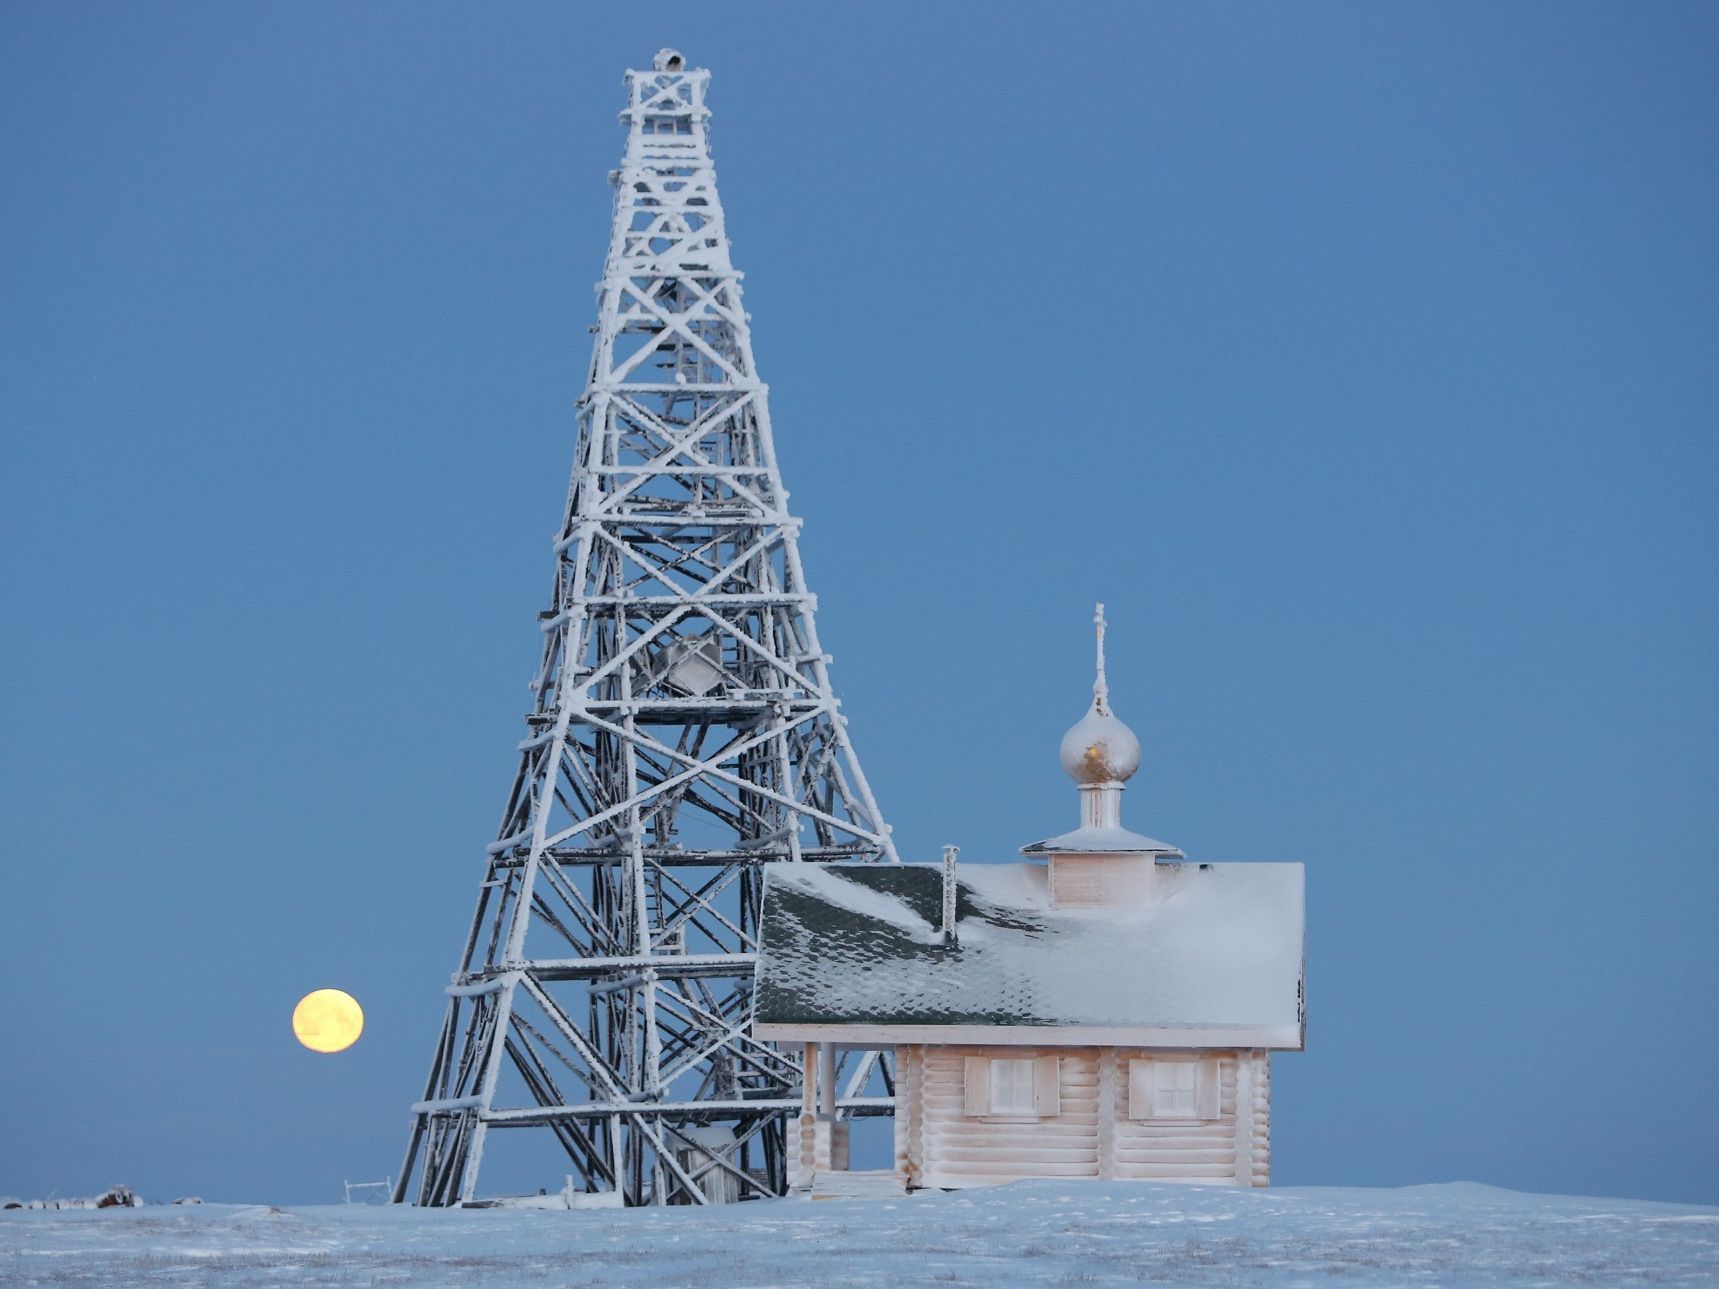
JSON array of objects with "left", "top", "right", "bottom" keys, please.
[{"left": 1093, "top": 601, "right": 1110, "bottom": 716}]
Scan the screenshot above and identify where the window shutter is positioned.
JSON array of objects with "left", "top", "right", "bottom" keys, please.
[
  {"left": 1033, "top": 1055, "right": 1060, "bottom": 1118},
  {"left": 1127, "top": 1059, "right": 1150, "bottom": 1120},
  {"left": 1196, "top": 1058, "right": 1220, "bottom": 1121},
  {"left": 963, "top": 1056, "right": 989, "bottom": 1118}
]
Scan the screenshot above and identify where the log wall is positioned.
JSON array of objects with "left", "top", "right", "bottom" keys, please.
[
  {"left": 895, "top": 1044, "right": 1272, "bottom": 1189},
  {"left": 1110, "top": 1048, "right": 1236, "bottom": 1182}
]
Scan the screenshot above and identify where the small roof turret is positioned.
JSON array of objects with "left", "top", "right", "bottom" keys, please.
[{"left": 1024, "top": 604, "right": 1182, "bottom": 860}]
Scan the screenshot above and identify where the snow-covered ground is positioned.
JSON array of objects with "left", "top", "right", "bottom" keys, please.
[{"left": 4, "top": 1181, "right": 1716, "bottom": 1287}]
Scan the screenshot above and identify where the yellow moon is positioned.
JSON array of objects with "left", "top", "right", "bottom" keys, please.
[{"left": 292, "top": 989, "right": 364, "bottom": 1053}]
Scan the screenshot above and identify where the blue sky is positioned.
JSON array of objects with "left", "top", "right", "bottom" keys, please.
[{"left": 3, "top": 2, "right": 1716, "bottom": 1206}]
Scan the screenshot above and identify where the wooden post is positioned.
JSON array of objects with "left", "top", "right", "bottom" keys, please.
[
  {"left": 820, "top": 1044, "right": 840, "bottom": 1170},
  {"left": 818, "top": 1043, "right": 837, "bottom": 1119},
  {"left": 791, "top": 1042, "right": 819, "bottom": 1191},
  {"left": 894, "top": 1045, "right": 919, "bottom": 1188},
  {"left": 1233, "top": 1050, "right": 1254, "bottom": 1186},
  {"left": 1253, "top": 1052, "right": 1272, "bottom": 1186},
  {"left": 1096, "top": 1049, "right": 1117, "bottom": 1181},
  {"left": 804, "top": 1041, "right": 834, "bottom": 1179}
]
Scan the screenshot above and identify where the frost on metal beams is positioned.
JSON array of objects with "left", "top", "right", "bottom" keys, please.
[{"left": 396, "top": 51, "right": 897, "bottom": 1209}]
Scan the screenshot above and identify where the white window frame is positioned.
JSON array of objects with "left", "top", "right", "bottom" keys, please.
[
  {"left": 964, "top": 1054, "right": 1061, "bottom": 1121},
  {"left": 989, "top": 1058, "right": 1037, "bottom": 1116},
  {"left": 1128, "top": 1056, "right": 1220, "bottom": 1123}
]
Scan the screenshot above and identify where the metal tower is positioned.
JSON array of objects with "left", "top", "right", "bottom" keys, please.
[{"left": 396, "top": 50, "right": 897, "bottom": 1208}]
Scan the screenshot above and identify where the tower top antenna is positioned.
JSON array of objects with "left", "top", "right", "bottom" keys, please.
[{"left": 653, "top": 48, "right": 686, "bottom": 71}]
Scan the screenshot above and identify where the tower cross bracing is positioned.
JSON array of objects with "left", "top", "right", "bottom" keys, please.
[{"left": 396, "top": 51, "right": 897, "bottom": 1208}]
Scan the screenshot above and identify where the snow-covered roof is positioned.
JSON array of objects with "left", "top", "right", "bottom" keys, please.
[{"left": 754, "top": 860, "right": 1305, "bottom": 1049}]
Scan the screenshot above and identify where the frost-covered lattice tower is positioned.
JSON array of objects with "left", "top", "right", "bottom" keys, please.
[{"left": 397, "top": 50, "right": 897, "bottom": 1208}]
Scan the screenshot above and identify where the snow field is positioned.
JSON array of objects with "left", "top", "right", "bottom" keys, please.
[{"left": 3, "top": 1180, "right": 1717, "bottom": 1288}]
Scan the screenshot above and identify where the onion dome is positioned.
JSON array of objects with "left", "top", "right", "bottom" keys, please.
[{"left": 1059, "top": 703, "right": 1141, "bottom": 785}]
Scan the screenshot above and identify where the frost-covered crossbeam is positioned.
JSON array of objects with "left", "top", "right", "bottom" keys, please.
[{"left": 397, "top": 51, "right": 896, "bottom": 1209}]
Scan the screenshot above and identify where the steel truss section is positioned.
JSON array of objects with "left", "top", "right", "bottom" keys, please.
[{"left": 396, "top": 50, "right": 897, "bottom": 1208}]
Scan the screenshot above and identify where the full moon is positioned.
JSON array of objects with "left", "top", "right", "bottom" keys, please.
[{"left": 292, "top": 988, "right": 364, "bottom": 1054}]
